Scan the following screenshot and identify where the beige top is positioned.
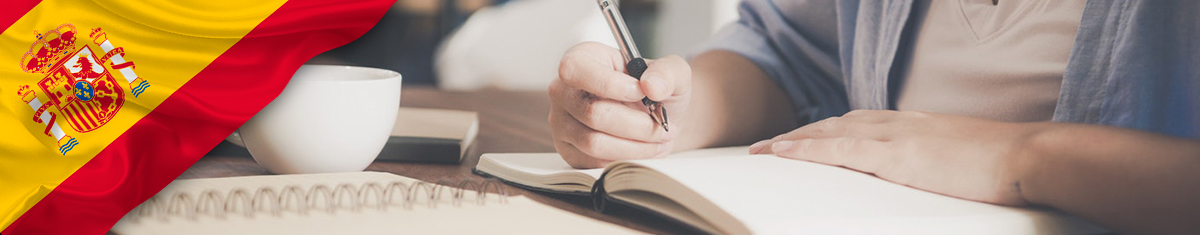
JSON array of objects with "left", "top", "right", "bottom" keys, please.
[{"left": 895, "top": 0, "right": 1086, "bottom": 122}]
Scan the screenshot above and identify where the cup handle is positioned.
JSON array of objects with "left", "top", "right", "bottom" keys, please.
[{"left": 225, "top": 130, "right": 246, "bottom": 148}]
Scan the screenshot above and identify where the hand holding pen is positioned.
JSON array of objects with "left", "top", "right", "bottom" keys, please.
[
  {"left": 597, "top": 0, "right": 668, "bottom": 132},
  {"left": 546, "top": 1, "right": 693, "bottom": 169}
]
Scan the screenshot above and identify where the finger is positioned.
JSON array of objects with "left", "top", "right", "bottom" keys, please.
[
  {"left": 558, "top": 42, "right": 645, "bottom": 102},
  {"left": 770, "top": 137, "right": 893, "bottom": 173},
  {"left": 839, "top": 109, "right": 899, "bottom": 124},
  {"left": 772, "top": 115, "right": 890, "bottom": 142},
  {"left": 550, "top": 108, "right": 667, "bottom": 161},
  {"left": 748, "top": 138, "right": 774, "bottom": 154},
  {"left": 551, "top": 80, "right": 674, "bottom": 142},
  {"left": 639, "top": 55, "right": 692, "bottom": 101},
  {"left": 555, "top": 141, "right": 610, "bottom": 169}
]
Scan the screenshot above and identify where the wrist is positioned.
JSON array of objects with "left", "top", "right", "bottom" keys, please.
[{"left": 1012, "top": 122, "right": 1069, "bottom": 206}]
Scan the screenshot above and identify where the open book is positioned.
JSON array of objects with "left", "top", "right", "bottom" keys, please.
[
  {"left": 111, "top": 172, "right": 636, "bottom": 234},
  {"left": 474, "top": 146, "right": 1108, "bottom": 235}
]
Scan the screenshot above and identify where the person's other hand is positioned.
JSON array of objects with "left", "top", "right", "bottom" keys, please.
[
  {"left": 549, "top": 42, "right": 692, "bottom": 168},
  {"left": 750, "top": 110, "right": 1039, "bottom": 205}
]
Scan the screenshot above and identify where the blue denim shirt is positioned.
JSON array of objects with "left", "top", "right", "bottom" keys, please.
[{"left": 703, "top": 0, "right": 1200, "bottom": 139}]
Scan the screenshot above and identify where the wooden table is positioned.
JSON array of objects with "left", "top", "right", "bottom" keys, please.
[{"left": 185, "top": 86, "right": 698, "bottom": 234}]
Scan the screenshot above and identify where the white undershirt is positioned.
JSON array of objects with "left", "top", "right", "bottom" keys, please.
[{"left": 895, "top": 0, "right": 1085, "bottom": 122}]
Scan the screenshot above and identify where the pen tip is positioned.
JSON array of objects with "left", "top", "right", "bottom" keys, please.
[
  {"left": 660, "top": 106, "right": 668, "bottom": 132},
  {"left": 647, "top": 101, "right": 669, "bottom": 132}
]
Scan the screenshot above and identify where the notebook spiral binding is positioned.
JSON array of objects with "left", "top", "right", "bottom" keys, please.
[{"left": 123, "top": 179, "right": 509, "bottom": 223}]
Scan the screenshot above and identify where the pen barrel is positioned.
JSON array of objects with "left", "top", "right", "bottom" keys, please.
[
  {"left": 625, "top": 58, "right": 656, "bottom": 106},
  {"left": 598, "top": 0, "right": 641, "bottom": 61}
]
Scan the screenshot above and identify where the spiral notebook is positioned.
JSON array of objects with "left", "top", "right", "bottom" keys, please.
[
  {"left": 475, "top": 146, "right": 1109, "bottom": 235},
  {"left": 110, "top": 172, "right": 637, "bottom": 234}
]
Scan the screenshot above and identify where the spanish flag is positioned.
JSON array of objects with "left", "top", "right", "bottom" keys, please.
[{"left": 0, "top": 0, "right": 394, "bottom": 233}]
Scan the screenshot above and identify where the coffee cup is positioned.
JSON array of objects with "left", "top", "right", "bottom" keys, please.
[{"left": 238, "top": 65, "right": 401, "bottom": 174}]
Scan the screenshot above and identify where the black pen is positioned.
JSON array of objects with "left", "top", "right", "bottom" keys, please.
[{"left": 597, "top": 0, "right": 669, "bottom": 132}]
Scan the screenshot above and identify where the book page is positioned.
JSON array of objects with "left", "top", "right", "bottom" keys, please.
[
  {"left": 481, "top": 153, "right": 606, "bottom": 179},
  {"left": 482, "top": 145, "right": 751, "bottom": 177},
  {"left": 620, "top": 153, "right": 1106, "bottom": 234},
  {"left": 475, "top": 146, "right": 752, "bottom": 193},
  {"left": 476, "top": 153, "right": 603, "bottom": 193},
  {"left": 111, "top": 172, "right": 638, "bottom": 234}
]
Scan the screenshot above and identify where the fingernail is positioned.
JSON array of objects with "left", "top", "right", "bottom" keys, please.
[
  {"left": 771, "top": 141, "right": 795, "bottom": 153},
  {"left": 749, "top": 140, "right": 771, "bottom": 154},
  {"left": 626, "top": 83, "right": 644, "bottom": 100}
]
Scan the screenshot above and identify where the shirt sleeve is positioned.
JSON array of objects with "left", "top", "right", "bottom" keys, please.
[{"left": 697, "top": 0, "right": 850, "bottom": 124}]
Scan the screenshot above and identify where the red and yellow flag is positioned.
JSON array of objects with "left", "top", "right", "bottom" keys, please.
[{"left": 0, "top": 0, "right": 394, "bottom": 233}]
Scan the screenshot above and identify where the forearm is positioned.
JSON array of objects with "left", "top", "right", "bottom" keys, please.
[
  {"left": 1019, "top": 123, "right": 1200, "bottom": 234},
  {"left": 675, "top": 50, "right": 798, "bottom": 151}
]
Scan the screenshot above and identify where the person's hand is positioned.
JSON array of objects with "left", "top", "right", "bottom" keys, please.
[
  {"left": 549, "top": 42, "right": 692, "bottom": 168},
  {"left": 750, "top": 110, "right": 1040, "bottom": 205}
]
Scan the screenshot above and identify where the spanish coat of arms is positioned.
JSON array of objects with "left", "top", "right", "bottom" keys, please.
[{"left": 14, "top": 24, "right": 150, "bottom": 154}]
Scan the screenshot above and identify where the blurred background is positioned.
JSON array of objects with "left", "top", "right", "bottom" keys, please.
[{"left": 308, "top": 0, "right": 740, "bottom": 91}]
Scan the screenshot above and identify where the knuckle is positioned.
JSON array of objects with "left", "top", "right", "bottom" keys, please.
[
  {"left": 900, "top": 111, "right": 930, "bottom": 119},
  {"left": 577, "top": 132, "right": 603, "bottom": 156},
  {"left": 834, "top": 138, "right": 858, "bottom": 156},
  {"left": 844, "top": 109, "right": 869, "bottom": 117},
  {"left": 564, "top": 114, "right": 586, "bottom": 133},
  {"left": 789, "top": 139, "right": 813, "bottom": 155},
  {"left": 558, "top": 56, "right": 580, "bottom": 80},
  {"left": 578, "top": 100, "right": 595, "bottom": 120},
  {"left": 549, "top": 113, "right": 570, "bottom": 134},
  {"left": 575, "top": 41, "right": 605, "bottom": 51},
  {"left": 565, "top": 42, "right": 596, "bottom": 57},
  {"left": 548, "top": 79, "right": 567, "bottom": 98},
  {"left": 580, "top": 102, "right": 612, "bottom": 128},
  {"left": 574, "top": 91, "right": 598, "bottom": 112},
  {"left": 813, "top": 117, "right": 841, "bottom": 135},
  {"left": 579, "top": 97, "right": 600, "bottom": 116}
]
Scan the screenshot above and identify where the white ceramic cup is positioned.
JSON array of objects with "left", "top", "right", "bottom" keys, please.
[{"left": 239, "top": 65, "right": 401, "bottom": 174}]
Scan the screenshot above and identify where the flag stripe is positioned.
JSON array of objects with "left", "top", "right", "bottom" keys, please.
[
  {"left": 1, "top": 0, "right": 393, "bottom": 233},
  {"left": 82, "top": 102, "right": 100, "bottom": 127},
  {"left": 71, "top": 103, "right": 93, "bottom": 129},
  {"left": 0, "top": 0, "right": 38, "bottom": 33},
  {"left": 86, "top": 103, "right": 102, "bottom": 123},
  {"left": 64, "top": 105, "right": 87, "bottom": 130},
  {"left": 61, "top": 107, "right": 79, "bottom": 130},
  {"left": 74, "top": 103, "right": 97, "bottom": 128}
]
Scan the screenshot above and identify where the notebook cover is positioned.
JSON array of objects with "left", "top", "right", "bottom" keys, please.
[
  {"left": 376, "top": 107, "right": 478, "bottom": 163},
  {"left": 377, "top": 136, "right": 466, "bottom": 163}
]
